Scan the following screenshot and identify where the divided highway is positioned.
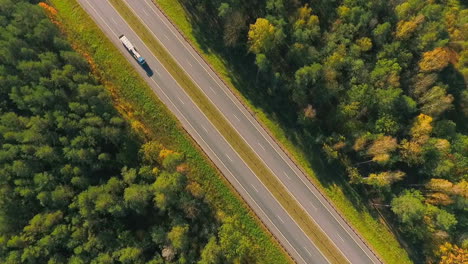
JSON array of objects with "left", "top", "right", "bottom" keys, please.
[{"left": 76, "top": 0, "right": 382, "bottom": 263}]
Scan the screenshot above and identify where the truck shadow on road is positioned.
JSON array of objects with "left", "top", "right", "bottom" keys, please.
[{"left": 141, "top": 63, "right": 153, "bottom": 77}]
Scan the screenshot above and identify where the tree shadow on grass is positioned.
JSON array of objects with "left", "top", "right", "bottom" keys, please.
[{"left": 176, "top": 0, "right": 383, "bottom": 220}]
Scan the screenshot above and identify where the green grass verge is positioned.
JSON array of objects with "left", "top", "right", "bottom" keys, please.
[
  {"left": 47, "top": 1, "right": 291, "bottom": 263},
  {"left": 106, "top": 0, "right": 349, "bottom": 263},
  {"left": 152, "top": 0, "right": 413, "bottom": 263}
]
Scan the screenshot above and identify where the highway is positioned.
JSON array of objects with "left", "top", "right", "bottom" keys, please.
[{"left": 77, "top": 0, "right": 382, "bottom": 263}]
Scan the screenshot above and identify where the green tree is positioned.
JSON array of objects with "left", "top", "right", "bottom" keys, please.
[{"left": 391, "top": 190, "right": 426, "bottom": 225}]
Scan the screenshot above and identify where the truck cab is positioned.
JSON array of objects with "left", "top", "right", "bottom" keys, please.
[{"left": 119, "top": 35, "right": 146, "bottom": 65}]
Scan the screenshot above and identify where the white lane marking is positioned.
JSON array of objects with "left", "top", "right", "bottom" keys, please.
[
  {"left": 116, "top": 6, "right": 345, "bottom": 261},
  {"left": 208, "top": 86, "right": 217, "bottom": 94},
  {"left": 111, "top": 17, "right": 118, "bottom": 25},
  {"left": 142, "top": 9, "right": 149, "bottom": 16},
  {"left": 177, "top": 96, "right": 185, "bottom": 105},
  {"left": 145, "top": 80, "right": 310, "bottom": 264},
  {"left": 225, "top": 153, "right": 233, "bottom": 162},
  {"left": 303, "top": 247, "right": 313, "bottom": 257},
  {"left": 84, "top": 0, "right": 118, "bottom": 37},
  {"left": 201, "top": 125, "right": 208, "bottom": 133},
  {"left": 137, "top": 0, "right": 377, "bottom": 260},
  {"left": 277, "top": 215, "right": 285, "bottom": 223},
  {"left": 251, "top": 184, "right": 259, "bottom": 193},
  {"left": 164, "top": 34, "right": 170, "bottom": 40},
  {"left": 126, "top": 5, "right": 378, "bottom": 261},
  {"left": 107, "top": 2, "right": 328, "bottom": 262},
  {"left": 153, "top": 68, "right": 161, "bottom": 76},
  {"left": 283, "top": 171, "right": 291, "bottom": 180},
  {"left": 187, "top": 60, "right": 193, "bottom": 67},
  {"left": 258, "top": 142, "right": 266, "bottom": 151},
  {"left": 338, "top": 234, "right": 345, "bottom": 242},
  {"left": 310, "top": 202, "right": 317, "bottom": 211}
]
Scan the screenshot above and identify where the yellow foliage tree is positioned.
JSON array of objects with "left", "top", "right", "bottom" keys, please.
[
  {"left": 396, "top": 15, "right": 424, "bottom": 39},
  {"left": 367, "top": 135, "right": 398, "bottom": 163},
  {"left": 248, "top": 18, "right": 276, "bottom": 54},
  {"left": 437, "top": 242, "right": 468, "bottom": 264},
  {"left": 400, "top": 139, "right": 424, "bottom": 165},
  {"left": 427, "top": 178, "right": 453, "bottom": 192},
  {"left": 356, "top": 37, "right": 373, "bottom": 51},
  {"left": 353, "top": 135, "right": 369, "bottom": 152},
  {"left": 365, "top": 170, "right": 406, "bottom": 187},
  {"left": 426, "top": 192, "right": 454, "bottom": 206},
  {"left": 419, "top": 47, "right": 452, "bottom": 72},
  {"left": 296, "top": 4, "right": 319, "bottom": 28},
  {"left": 410, "top": 114, "right": 433, "bottom": 143}
]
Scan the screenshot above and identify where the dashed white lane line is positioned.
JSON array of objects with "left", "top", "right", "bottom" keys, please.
[
  {"left": 258, "top": 142, "right": 266, "bottom": 151},
  {"left": 124, "top": 1, "right": 374, "bottom": 261},
  {"left": 283, "top": 171, "right": 291, "bottom": 180},
  {"left": 187, "top": 60, "right": 193, "bottom": 67},
  {"left": 233, "top": 114, "right": 240, "bottom": 122},
  {"left": 177, "top": 96, "right": 185, "bottom": 105},
  {"left": 225, "top": 153, "right": 233, "bottom": 162},
  {"left": 84, "top": 0, "right": 118, "bottom": 37},
  {"left": 142, "top": 9, "right": 149, "bottom": 16},
  {"left": 277, "top": 215, "right": 285, "bottom": 223},
  {"left": 111, "top": 17, "right": 117, "bottom": 25},
  {"left": 154, "top": 68, "right": 161, "bottom": 76},
  {"left": 94, "top": 1, "right": 318, "bottom": 263},
  {"left": 251, "top": 184, "right": 259, "bottom": 193},
  {"left": 201, "top": 125, "right": 208, "bottom": 133},
  {"left": 338, "top": 234, "right": 345, "bottom": 242},
  {"left": 310, "top": 202, "right": 317, "bottom": 211},
  {"left": 164, "top": 34, "right": 170, "bottom": 40},
  {"left": 303, "top": 247, "right": 313, "bottom": 257},
  {"left": 208, "top": 86, "right": 217, "bottom": 94}
]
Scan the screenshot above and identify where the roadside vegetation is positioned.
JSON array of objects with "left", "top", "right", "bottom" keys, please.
[
  {"left": 152, "top": 0, "right": 468, "bottom": 263},
  {"left": 106, "top": 0, "right": 351, "bottom": 262},
  {"left": 0, "top": 0, "right": 290, "bottom": 263}
]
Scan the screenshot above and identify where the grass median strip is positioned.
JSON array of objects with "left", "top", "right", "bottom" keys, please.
[
  {"left": 48, "top": 0, "right": 291, "bottom": 263},
  {"left": 152, "top": 1, "right": 412, "bottom": 263},
  {"left": 108, "top": 0, "right": 350, "bottom": 263}
]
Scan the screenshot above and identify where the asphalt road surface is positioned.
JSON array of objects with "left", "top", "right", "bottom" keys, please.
[{"left": 77, "top": 0, "right": 382, "bottom": 263}]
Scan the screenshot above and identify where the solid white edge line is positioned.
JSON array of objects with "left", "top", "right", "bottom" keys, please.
[
  {"left": 148, "top": 82, "right": 310, "bottom": 264},
  {"left": 140, "top": 1, "right": 379, "bottom": 262},
  {"left": 101, "top": 1, "right": 331, "bottom": 262},
  {"left": 78, "top": 1, "right": 314, "bottom": 263}
]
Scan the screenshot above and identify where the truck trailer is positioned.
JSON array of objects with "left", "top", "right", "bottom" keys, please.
[{"left": 119, "top": 35, "right": 146, "bottom": 65}]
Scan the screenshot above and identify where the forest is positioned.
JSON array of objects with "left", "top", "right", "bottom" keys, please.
[
  {"left": 0, "top": 1, "right": 258, "bottom": 263},
  {"left": 174, "top": 0, "right": 467, "bottom": 262}
]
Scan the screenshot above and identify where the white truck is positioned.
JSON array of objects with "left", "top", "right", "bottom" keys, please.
[{"left": 119, "top": 35, "right": 146, "bottom": 65}]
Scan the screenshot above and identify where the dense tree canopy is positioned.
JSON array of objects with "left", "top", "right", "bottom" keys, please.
[
  {"left": 0, "top": 1, "right": 256, "bottom": 263},
  {"left": 179, "top": 0, "right": 467, "bottom": 261}
]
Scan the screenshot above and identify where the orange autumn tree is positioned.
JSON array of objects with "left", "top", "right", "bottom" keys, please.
[
  {"left": 437, "top": 242, "right": 468, "bottom": 264},
  {"left": 419, "top": 47, "right": 453, "bottom": 72}
]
